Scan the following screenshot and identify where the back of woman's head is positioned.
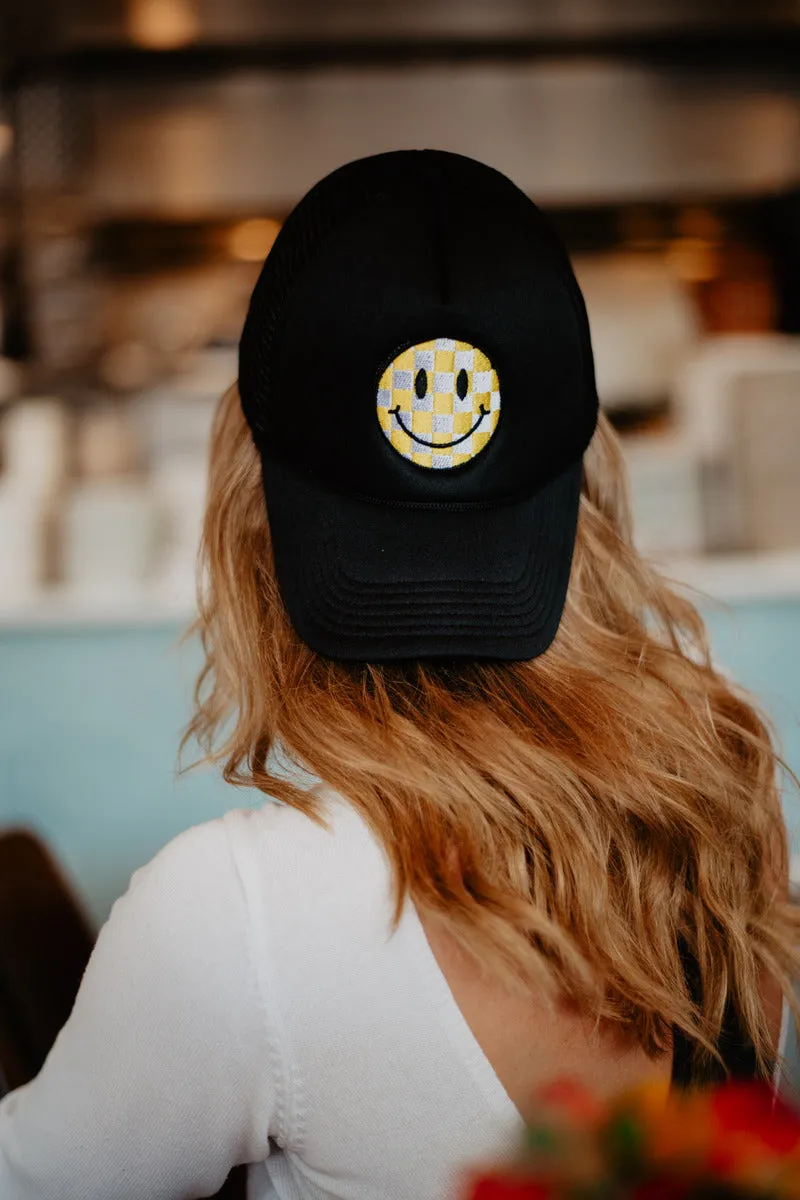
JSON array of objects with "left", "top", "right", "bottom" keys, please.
[{"left": 188, "top": 382, "right": 800, "bottom": 1083}]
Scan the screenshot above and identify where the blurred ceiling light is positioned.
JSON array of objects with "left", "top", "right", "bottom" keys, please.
[
  {"left": 227, "top": 218, "right": 281, "bottom": 263},
  {"left": 127, "top": 0, "right": 198, "bottom": 49},
  {"left": 618, "top": 208, "right": 665, "bottom": 248},
  {"left": 676, "top": 207, "right": 724, "bottom": 242},
  {"left": 0, "top": 124, "right": 13, "bottom": 159},
  {"left": 666, "top": 238, "right": 720, "bottom": 284}
]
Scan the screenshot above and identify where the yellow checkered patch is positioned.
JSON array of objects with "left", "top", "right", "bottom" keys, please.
[{"left": 376, "top": 338, "right": 501, "bottom": 469}]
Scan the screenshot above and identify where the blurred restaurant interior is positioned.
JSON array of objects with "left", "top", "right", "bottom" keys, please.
[{"left": 1, "top": 0, "right": 800, "bottom": 927}]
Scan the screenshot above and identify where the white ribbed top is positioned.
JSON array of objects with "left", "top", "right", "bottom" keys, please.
[{"left": 0, "top": 789, "right": 792, "bottom": 1199}]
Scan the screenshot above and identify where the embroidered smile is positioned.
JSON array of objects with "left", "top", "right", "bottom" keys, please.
[{"left": 389, "top": 405, "right": 489, "bottom": 449}]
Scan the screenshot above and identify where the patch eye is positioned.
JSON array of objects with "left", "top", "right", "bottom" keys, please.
[
  {"left": 414, "top": 368, "right": 428, "bottom": 400},
  {"left": 456, "top": 368, "right": 468, "bottom": 400}
]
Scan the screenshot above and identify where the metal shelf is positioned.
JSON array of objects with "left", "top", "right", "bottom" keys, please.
[{"left": 6, "top": 26, "right": 800, "bottom": 87}]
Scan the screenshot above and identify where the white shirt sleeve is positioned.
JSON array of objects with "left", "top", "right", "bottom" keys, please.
[{"left": 0, "top": 817, "right": 282, "bottom": 1200}]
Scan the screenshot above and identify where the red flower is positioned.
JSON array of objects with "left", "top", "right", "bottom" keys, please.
[
  {"left": 469, "top": 1177, "right": 552, "bottom": 1200},
  {"left": 631, "top": 1178, "right": 691, "bottom": 1200},
  {"left": 711, "top": 1081, "right": 800, "bottom": 1154},
  {"left": 536, "top": 1078, "right": 601, "bottom": 1125},
  {"left": 706, "top": 1143, "right": 742, "bottom": 1176}
]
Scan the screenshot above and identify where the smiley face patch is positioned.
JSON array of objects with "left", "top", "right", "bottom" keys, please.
[{"left": 377, "top": 338, "right": 501, "bottom": 469}]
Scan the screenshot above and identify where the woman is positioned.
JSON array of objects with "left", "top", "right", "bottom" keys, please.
[{"left": 1, "top": 149, "right": 798, "bottom": 1200}]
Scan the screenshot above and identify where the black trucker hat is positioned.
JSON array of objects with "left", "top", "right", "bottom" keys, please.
[{"left": 238, "top": 149, "right": 598, "bottom": 662}]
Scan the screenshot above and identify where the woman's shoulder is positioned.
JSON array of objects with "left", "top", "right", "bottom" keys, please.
[
  {"left": 137, "top": 786, "right": 374, "bottom": 881},
  {"left": 219, "top": 788, "right": 393, "bottom": 921},
  {"left": 136, "top": 788, "right": 388, "bottom": 924}
]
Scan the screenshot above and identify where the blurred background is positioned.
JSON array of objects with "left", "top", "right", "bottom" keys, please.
[{"left": 1, "top": 0, "right": 800, "bottom": 924}]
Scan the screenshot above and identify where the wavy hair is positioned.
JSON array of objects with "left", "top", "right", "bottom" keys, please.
[{"left": 186, "top": 382, "right": 800, "bottom": 1080}]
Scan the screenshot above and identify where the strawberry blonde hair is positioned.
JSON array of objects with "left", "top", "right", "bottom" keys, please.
[{"left": 187, "top": 383, "right": 800, "bottom": 1080}]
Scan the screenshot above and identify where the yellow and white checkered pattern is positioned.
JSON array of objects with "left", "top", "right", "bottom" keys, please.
[{"left": 376, "top": 337, "right": 501, "bottom": 469}]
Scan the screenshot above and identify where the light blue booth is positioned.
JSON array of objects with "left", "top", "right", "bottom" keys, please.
[{"left": 1, "top": 597, "right": 800, "bottom": 926}]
